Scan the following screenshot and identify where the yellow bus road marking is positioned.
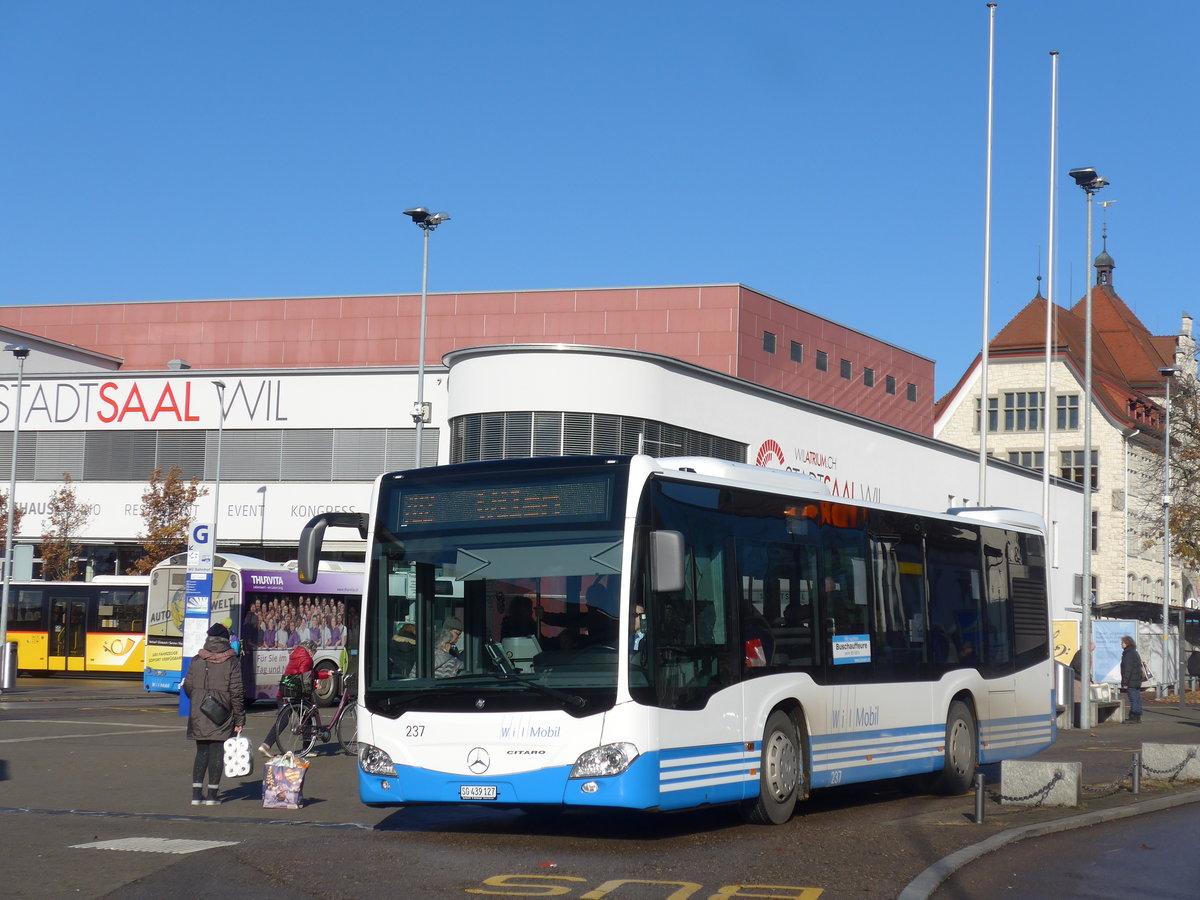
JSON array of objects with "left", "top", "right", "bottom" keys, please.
[{"left": 467, "top": 875, "right": 824, "bottom": 898}]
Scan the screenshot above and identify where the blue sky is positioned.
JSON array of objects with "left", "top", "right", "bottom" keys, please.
[{"left": 2, "top": 2, "right": 1194, "bottom": 396}]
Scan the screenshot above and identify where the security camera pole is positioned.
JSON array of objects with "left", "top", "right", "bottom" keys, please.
[
  {"left": 402, "top": 207, "right": 451, "bottom": 469},
  {"left": 1067, "top": 167, "right": 1107, "bottom": 727}
]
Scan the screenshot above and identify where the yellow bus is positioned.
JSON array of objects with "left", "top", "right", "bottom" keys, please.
[{"left": 4, "top": 576, "right": 149, "bottom": 675}]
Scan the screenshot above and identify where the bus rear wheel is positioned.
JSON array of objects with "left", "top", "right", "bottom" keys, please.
[
  {"left": 741, "top": 710, "right": 802, "bottom": 825},
  {"left": 929, "top": 700, "right": 977, "bottom": 795},
  {"left": 312, "top": 662, "right": 339, "bottom": 706}
]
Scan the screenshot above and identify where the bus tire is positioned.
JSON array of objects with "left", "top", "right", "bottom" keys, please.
[
  {"left": 741, "top": 709, "right": 801, "bottom": 825},
  {"left": 930, "top": 700, "right": 977, "bottom": 795},
  {"left": 312, "top": 661, "right": 339, "bottom": 706}
]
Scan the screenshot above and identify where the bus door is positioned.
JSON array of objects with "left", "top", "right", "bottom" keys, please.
[{"left": 49, "top": 593, "right": 88, "bottom": 672}]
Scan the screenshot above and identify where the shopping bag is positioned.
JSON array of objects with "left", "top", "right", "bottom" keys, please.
[
  {"left": 262, "top": 752, "right": 310, "bottom": 809},
  {"left": 223, "top": 735, "right": 252, "bottom": 778}
]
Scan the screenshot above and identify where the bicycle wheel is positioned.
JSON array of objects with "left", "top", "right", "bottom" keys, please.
[
  {"left": 275, "top": 700, "right": 319, "bottom": 757},
  {"left": 335, "top": 700, "right": 358, "bottom": 755}
]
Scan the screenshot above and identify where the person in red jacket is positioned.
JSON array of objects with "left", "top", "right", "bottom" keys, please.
[{"left": 258, "top": 640, "right": 324, "bottom": 756}]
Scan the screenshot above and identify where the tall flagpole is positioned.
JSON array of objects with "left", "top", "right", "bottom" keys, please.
[
  {"left": 978, "top": 2, "right": 997, "bottom": 507},
  {"left": 1043, "top": 51, "right": 1060, "bottom": 530}
]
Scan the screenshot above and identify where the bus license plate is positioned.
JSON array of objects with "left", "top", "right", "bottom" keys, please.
[{"left": 460, "top": 785, "right": 498, "bottom": 800}]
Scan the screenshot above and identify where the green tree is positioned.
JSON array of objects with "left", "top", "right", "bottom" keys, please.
[
  {"left": 40, "top": 473, "right": 92, "bottom": 581},
  {"left": 0, "top": 490, "right": 24, "bottom": 543},
  {"left": 130, "top": 465, "right": 207, "bottom": 575},
  {"left": 1164, "top": 376, "right": 1200, "bottom": 570}
]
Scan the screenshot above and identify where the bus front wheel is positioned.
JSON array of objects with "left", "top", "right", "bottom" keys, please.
[
  {"left": 741, "top": 710, "right": 801, "bottom": 825},
  {"left": 929, "top": 700, "right": 977, "bottom": 795}
]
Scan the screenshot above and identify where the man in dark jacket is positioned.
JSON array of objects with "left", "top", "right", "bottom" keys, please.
[
  {"left": 183, "top": 623, "right": 246, "bottom": 804},
  {"left": 1119, "top": 634, "right": 1145, "bottom": 724}
]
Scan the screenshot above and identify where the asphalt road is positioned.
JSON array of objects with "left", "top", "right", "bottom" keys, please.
[
  {"left": 933, "top": 803, "right": 1200, "bottom": 899},
  {"left": 4, "top": 676, "right": 1200, "bottom": 899}
]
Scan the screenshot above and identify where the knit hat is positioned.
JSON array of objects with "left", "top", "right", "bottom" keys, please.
[
  {"left": 207, "top": 623, "right": 231, "bottom": 639},
  {"left": 443, "top": 616, "right": 464, "bottom": 632}
]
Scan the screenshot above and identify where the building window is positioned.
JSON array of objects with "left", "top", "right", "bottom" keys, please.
[
  {"left": 763, "top": 332, "right": 776, "bottom": 354},
  {"left": 863, "top": 367, "right": 875, "bottom": 387},
  {"left": 906, "top": 383, "right": 917, "bottom": 402},
  {"left": 1060, "top": 449, "right": 1098, "bottom": 488},
  {"left": 790, "top": 341, "right": 803, "bottom": 363},
  {"left": 0, "top": 427, "right": 426, "bottom": 483},
  {"left": 840, "top": 359, "right": 852, "bottom": 380},
  {"left": 450, "top": 411, "right": 746, "bottom": 463},
  {"left": 1092, "top": 510, "right": 1099, "bottom": 553},
  {"left": 1003, "top": 391, "right": 1044, "bottom": 432},
  {"left": 885, "top": 375, "right": 896, "bottom": 395},
  {"left": 1056, "top": 394, "right": 1079, "bottom": 430},
  {"left": 1007, "top": 450, "right": 1044, "bottom": 471},
  {"left": 816, "top": 350, "right": 828, "bottom": 372},
  {"left": 975, "top": 397, "right": 999, "bottom": 432}
]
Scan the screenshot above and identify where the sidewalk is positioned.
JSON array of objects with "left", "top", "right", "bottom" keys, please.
[{"left": 1034, "top": 697, "right": 1200, "bottom": 786}]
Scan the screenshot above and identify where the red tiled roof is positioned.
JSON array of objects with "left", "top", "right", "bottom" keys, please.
[{"left": 936, "top": 283, "right": 1174, "bottom": 433}]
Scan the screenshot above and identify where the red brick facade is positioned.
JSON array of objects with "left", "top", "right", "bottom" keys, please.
[{"left": 0, "top": 284, "right": 934, "bottom": 434}]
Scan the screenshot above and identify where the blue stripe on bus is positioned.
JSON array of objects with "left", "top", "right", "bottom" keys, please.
[
  {"left": 655, "top": 742, "right": 759, "bottom": 809},
  {"left": 979, "top": 711, "right": 1054, "bottom": 763},
  {"left": 359, "top": 752, "right": 666, "bottom": 809},
  {"left": 357, "top": 711, "right": 1055, "bottom": 808}
]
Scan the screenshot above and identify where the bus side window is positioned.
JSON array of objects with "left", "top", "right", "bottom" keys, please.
[
  {"left": 868, "top": 519, "right": 927, "bottom": 682},
  {"left": 925, "top": 522, "right": 983, "bottom": 673}
]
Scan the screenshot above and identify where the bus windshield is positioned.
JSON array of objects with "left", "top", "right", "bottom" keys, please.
[{"left": 365, "top": 460, "right": 628, "bottom": 714}]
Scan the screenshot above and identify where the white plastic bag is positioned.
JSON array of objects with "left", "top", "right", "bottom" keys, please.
[{"left": 223, "top": 735, "right": 253, "bottom": 778}]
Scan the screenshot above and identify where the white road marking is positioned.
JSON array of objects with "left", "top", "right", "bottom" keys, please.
[
  {"left": 0, "top": 726, "right": 178, "bottom": 743},
  {"left": 71, "top": 837, "right": 240, "bottom": 854}
]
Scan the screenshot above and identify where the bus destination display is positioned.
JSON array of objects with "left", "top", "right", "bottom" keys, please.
[{"left": 400, "top": 478, "right": 612, "bottom": 527}]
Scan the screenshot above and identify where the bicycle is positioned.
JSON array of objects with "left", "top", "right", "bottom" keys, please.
[{"left": 271, "top": 671, "right": 358, "bottom": 758}]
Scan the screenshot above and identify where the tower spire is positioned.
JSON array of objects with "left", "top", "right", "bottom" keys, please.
[{"left": 1095, "top": 200, "right": 1117, "bottom": 286}]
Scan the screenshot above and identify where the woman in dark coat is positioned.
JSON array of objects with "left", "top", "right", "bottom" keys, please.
[
  {"left": 1119, "top": 634, "right": 1145, "bottom": 724},
  {"left": 183, "top": 622, "right": 246, "bottom": 805}
]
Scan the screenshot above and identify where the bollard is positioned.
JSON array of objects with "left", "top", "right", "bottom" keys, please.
[
  {"left": 974, "top": 772, "right": 986, "bottom": 824},
  {"left": 1132, "top": 751, "right": 1140, "bottom": 795}
]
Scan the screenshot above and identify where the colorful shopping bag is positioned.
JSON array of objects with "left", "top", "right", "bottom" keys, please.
[{"left": 262, "top": 752, "right": 310, "bottom": 809}]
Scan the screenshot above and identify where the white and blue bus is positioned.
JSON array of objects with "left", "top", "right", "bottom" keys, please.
[{"left": 298, "top": 454, "right": 1054, "bottom": 824}]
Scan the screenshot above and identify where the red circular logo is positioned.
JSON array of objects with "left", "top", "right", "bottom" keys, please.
[{"left": 756, "top": 439, "right": 785, "bottom": 468}]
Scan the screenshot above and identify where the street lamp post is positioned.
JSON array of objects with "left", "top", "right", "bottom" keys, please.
[
  {"left": 402, "top": 207, "right": 451, "bottom": 469},
  {"left": 1158, "top": 365, "right": 1178, "bottom": 701},
  {"left": 1068, "top": 167, "right": 1107, "bottom": 728},
  {"left": 211, "top": 381, "right": 226, "bottom": 555},
  {"left": 1, "top": 345, "right": 31, "bottom": 692}
]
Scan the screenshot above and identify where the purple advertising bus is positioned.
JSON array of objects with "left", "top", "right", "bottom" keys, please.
[{"left": 144, "top": 552, "right": 362, "bottom": 704}]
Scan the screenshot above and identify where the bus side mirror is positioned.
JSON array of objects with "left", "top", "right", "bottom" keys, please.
[
  {"left": 650, "top": 530, "right": 685, "bottom": 593},
  {"left": 298, "top": 512, "right": 370, "bottom": 583}
]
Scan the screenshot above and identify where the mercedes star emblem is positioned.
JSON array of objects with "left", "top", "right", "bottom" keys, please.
[{"left": 467, "top": 747, "right": 491, "bottom": 774}]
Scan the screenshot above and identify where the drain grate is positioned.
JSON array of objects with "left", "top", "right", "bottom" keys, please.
[{"left": 71, "top": 837, "right": 240, "bottom": 854}]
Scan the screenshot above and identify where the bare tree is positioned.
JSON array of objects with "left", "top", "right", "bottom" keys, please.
[
  {"left": 40, "top": 473, "right": 94, "bottom": 581},
  {"left": 130, "top": 465, "right": 207, "bottom": 575}
]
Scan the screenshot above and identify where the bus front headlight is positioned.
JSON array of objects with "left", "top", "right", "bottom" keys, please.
[
  {"left": 569, "top": 742, "right": 639, "bottom": 778},
  {"left": 358, "top": 743, "right": 397, "bottom": 776}
]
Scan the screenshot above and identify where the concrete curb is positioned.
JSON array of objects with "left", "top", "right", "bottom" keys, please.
[{"left": 896, "top": 786, "right": 1200, "bottom": 900}]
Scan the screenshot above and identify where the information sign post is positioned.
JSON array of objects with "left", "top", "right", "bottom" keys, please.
[{"left": 178, "top": 522, "right": 214, "bottom": 717}]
